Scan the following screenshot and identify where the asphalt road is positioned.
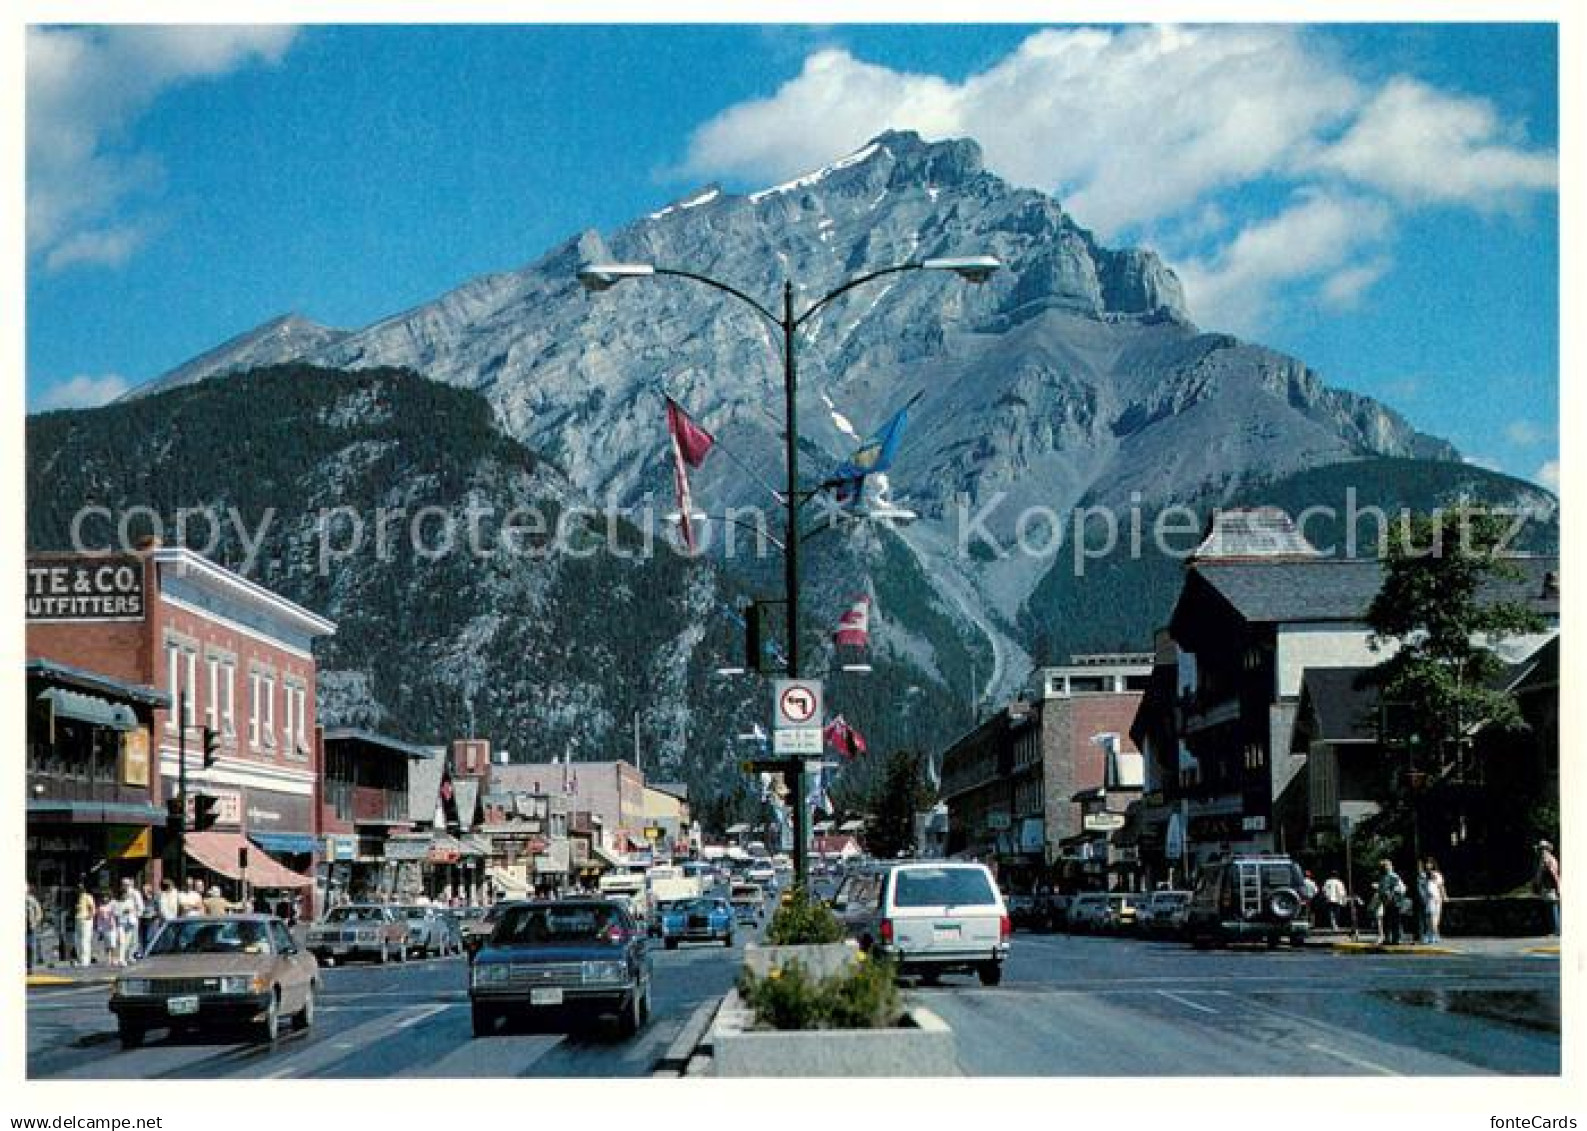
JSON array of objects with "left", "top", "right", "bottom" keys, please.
[
  {"left": 28, "top": 926, "right": 1559, "bottom": 1078},
  {"left": 918, "top": 931, "right": 1560, "bottom": 1076},
  {"left": 27, "top": 933, "right": 745, "bottom": 1079}
]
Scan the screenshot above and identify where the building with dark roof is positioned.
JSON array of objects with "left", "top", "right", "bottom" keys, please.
[{"left": 1130, "top": 508, "right": 1558, "bottom": 880}]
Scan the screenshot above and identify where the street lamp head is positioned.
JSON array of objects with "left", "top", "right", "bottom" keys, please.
[
  {"left": 921, "top": 255, "right": 1001, "bottom": 284},
  {"left": 577, "top": 262, "right": 657, "bottom": 292}
]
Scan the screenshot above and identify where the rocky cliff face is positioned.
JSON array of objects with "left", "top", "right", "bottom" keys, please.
[{"left": 121, "top": 129, "right": 1466, "bottom": 705}]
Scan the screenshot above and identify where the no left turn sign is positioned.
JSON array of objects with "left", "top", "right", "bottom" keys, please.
[{"left": 773, "top": 679, "right": 823, "bottom": 729}]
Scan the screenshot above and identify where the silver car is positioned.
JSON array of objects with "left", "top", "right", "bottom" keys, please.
[
  {"left": 1065, "top": 893, "right": 1110, "bottom": 934},
  {"left": 393, "top": 905, "right": 461, "bottom": 957},
  {"left": 835, "top": 862, "right": 1010, "bottom": 986}
]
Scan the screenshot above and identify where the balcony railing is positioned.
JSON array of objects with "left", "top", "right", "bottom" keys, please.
[{"left": 351, "top": 785, "right": 408, "bottom": 824}]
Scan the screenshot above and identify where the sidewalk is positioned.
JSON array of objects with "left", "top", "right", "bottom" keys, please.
[{"left": 26, "top": 962, "right": 121, "bottom": 988}]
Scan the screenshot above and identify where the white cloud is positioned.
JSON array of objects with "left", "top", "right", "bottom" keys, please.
[
  {"left": 1308, "top": 78, "right": 1557, "bottom": 206},
  {"left": 27, "top": 26, "right": 297, "bottom": 272},
  {"left": 33, "top": 374, "right": 131, "bottom": 412},
  {"left": 1535, "top": 460, "right": 1560, "bottom": 490},
  {"left": 1172, "top": 191, "right": 1391, "bottom": 334},
  {"left": 677, "top": 26, "right": 1555, "bottom": 331},
  {"left": 1505, "top": 419, "right": 1549, "bottom": 446},
  {"left": 1464, "top": 455, "right": 1502, "bottom": 473}
]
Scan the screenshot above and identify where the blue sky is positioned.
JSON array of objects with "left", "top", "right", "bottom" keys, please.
[{"left": 25, "top": 23, "right": 1560, "bottom": 487}]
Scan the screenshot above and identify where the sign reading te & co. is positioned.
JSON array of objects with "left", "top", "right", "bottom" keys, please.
[{"left": 26, "top": 557, "right": 145, "bottom": 622}]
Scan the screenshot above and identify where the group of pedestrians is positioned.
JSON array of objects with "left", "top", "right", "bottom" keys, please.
[
  {"left": 30, "top": 875, "right": 248, "bottom": 970},
  {"left": 1365, "top": 857, "right": 1447, "bottom": 945}
]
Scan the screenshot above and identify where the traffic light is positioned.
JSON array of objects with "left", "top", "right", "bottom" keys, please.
[
  {"left": 202, "top": 725, "right": 220, "bottom": 768},
  {"left": 744, "top": 602, "right": 763, "bottom": 672},
  {"left": 165, "top": 797, "right": 186, "bottom": 836},
  {"left": 193, "top": 793, "right": 220, "bottom": 832}
]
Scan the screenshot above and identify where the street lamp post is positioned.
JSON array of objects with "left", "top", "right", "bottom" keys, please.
[{"left": 579, "top": 254, "right": 1000, "bottom": 891}]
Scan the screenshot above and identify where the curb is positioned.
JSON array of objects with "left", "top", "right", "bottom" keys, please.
[
  {"left": 1326, "top": 932, "right": 1460, "bottom": 951},
  {"left": 652, "top": 998, "right": 722, "bottom": 1078},
  {"left": 1524, "top": 946, "right": 1561, "bottom": 955},
  {"left": 27, "top": 972, "right": 117, "bottom": 988}
]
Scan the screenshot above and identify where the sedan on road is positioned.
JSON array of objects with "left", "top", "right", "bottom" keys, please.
[
  {"left": 394, "top": 905, "right": 460, "bottom": 958},
  {"left": 660, "top": 898, "right": 734, "bottom": 949},
  {"left": 305, "top": 904, "right": 409, "bottom": 965},
  {"left": 469, "top": 899, "right": 652, "bottom": 1038},
  {"left": 109, "top": 915, "right": 317, "bottom": 1048}
]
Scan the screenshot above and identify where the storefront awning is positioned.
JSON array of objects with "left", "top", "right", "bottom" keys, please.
[
  {"left": 185, "top": 830, "right": 313, "bottom": 888},
  {"left": 589, "top": 843, "right": 621, "bottom": 869},
  {"left": 248, "top": 831, "right": 318, "bottom": 857},
  {"left": 38, "top": 687, "right": 137, "bottom": 731}
]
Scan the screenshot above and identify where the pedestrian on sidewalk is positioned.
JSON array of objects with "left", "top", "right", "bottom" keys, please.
[
  {"left": 139, "top": 884, "right": 159, "bottom": 949},
  {"left": 1534, "top": 840, "right": 1561, "bottom": 935},
  {"left": 1418, "top": 858, "right": 1447, "bottom": 943},
  {"left": 1321, "top": 873, "right": 1347, "bottom": 931},
  {"left": 74, "top": 886, "right": 96, "bottom": 967},
  {"left": 177, "top": 879, "right": 204, "bottom": 917},
  {"left": 202, "top": 886, "right": 231, "bottom": 916},
  {"left": 1374, "top": 859, "right": 1406, "bottom": 945},
  {"left": 26, "top": 885, "right": 44, "bottom": 972},
  {"left": 1301, "top": 871, "right": 1320, "bottom": 922},
  {"left": 93, "top": 890, "right": 119, "bottom": 965},
  {"left": 157, "top": 879, "right": 180, "bottom": 922},
  {"left": 114, "top": 879, "right": 143, "bottom": 964}
]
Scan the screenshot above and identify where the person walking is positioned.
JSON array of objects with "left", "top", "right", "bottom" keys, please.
[
  {"left": 202, "top": 886, "right": 232, "bottom": 916},
  {"left": 26, "top": 885, "right": 44, "bottom": 973},
  {"left": 114, "top": 879, "right": 143, "bottom": 965},
  {"left": 1321, "top": 873, "right": 1348, "bottom": 931},
  {"left": 1418, "top": 858, "right": 1448, "bottom": 943},
  {"left": 1301, "top": 871, "right": 1320, "bottom": 923},
  {"left": 93, "top": 891, "right": 119, "bottom": 965},
  {"left": 139, "top": 884, "right": 159, "bottom": 949},
  {"left": 1535, "top": 840, "right": 1561, "bottom": 935},
  {"left": 74, "top": 886, "right": 96, "bottom": 967},
  {"left": 177, "top": 878, "right": 204, "bottom": 917},
  {"left": 1374, "top": 859, "right": 1407, "bottom": 945}
]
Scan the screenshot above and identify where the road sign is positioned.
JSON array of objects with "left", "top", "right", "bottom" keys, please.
[
  {"left": 1083, "top": 812, "right": 1127, "bottom": 832},
  {"left": 773, "top": 728, "right": 822, "bottom": 755},
  {"left": 773, "top": 679, "right": 822, "bottom": 729}
]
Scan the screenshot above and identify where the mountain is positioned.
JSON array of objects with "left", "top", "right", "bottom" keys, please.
[
  {"left": 106, "top": 129, "right": 1544, "bottom": 715},
  {"left": 29, "top": 365, "right": 991, "bottom": 822},
  {"left": 127, "top": 313, "right": 350, "bottom": 401}
]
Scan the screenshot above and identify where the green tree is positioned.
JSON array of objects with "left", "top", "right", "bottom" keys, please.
[
  {"left": 1364, "top": 508, "right": 1546, "bottom": 865},
  {"left": 862, "top": 749, "right": 934, "bottom": 860}
]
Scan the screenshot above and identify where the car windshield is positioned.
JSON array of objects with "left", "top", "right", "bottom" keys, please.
[
  {"left": 683, "top": 899, "right": 720, "bottom": 915},
  {"left": 327, "top": 907, "right": 386, "bottom": 923},
  {"left": 148, "top": 919, "right": 271, "bottom": 956},
  {"left": 892, "top": 868, "right": 996, "bottom": 908},
  {"left": 494, "top": 904, "right": 619, "bottom": 945}
]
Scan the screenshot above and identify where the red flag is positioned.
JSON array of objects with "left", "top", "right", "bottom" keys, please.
[
  {"left": 439, "top": 768, "right": 455, "bottom": 803},
  {"left": 833, "top": 596, "right": 871, "bottom": 649},
  {"left": 665, "top": 397, "right": 715, "bottom": 552},
  {"left": 823, "top": 715, "right": 868, "bottom": 759}
]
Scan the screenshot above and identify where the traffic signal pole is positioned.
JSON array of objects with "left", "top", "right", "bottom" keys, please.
[{"left": 175, "top": 685, "right": 188, "bottom": 886}]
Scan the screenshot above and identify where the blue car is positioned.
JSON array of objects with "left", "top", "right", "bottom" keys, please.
[{"left": 661, "top": 897, "right": 735, "bottom": 950}]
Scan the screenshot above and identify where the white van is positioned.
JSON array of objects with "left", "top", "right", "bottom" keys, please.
[{"left": 834, "top": 862, "right": 1010, "bottom": 985}]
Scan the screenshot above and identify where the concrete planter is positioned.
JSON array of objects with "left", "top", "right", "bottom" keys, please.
[
  {"left": 740, "top": 941, "right": 859, "bottom": 979},
  {"left": 709, "top": 989, "right": 959, "bottom": 1077}
]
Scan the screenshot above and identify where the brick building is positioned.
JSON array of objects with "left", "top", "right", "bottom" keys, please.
[{"left": 27, "top": 545, "right": 335, "bottom": 905}]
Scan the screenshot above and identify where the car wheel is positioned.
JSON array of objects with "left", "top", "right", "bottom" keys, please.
[
  {"left": 918, "top": 969, "right": 942, "bottom": 986},
  {"left": 294, "top": 984, "right": 316, "bottom": 1031},
  {"left": 1266, "top": 934, "right": 1280, "bottom": 950},
  {"left": 977, "top": 962, "right": 1003, "bottom": 987},
  {"left": 471, "top": 1004, "right": 498, "bottom": 1038},
  {"left": 1291, "top": 933, "right": 1306, "bottom": 948},
  {"left": 379, "top": 942, "right": 390, "bottom": 965},
  {"left": 117, "top": 1022, "right": 145, "bottom": 1050},
  {"left": 257, "top": 991, "right": 281, "bottom": 1044},
  {"left": 724, "top": 933, "right": 734, "bottom": 948}
]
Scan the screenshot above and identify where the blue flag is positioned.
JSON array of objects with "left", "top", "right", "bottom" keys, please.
[{"left": 826, "top": 393, "right": 920, "bottom": 502}]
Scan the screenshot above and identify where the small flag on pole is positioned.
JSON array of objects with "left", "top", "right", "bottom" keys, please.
[
  {"left": 665, "top": 396, "right": 715, "bottom": 551},
  {"left": 822, "top": 715, "right": 868, "bottom": 759},
  {"left": 823, "top": 393, "right": 920, "bottom": 503},
  {"left": 833, "top": 595, "right": 871, "bottom": 649}
]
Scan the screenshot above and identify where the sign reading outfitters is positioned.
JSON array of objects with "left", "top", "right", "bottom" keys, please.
[{"left": 26, "top": 557, "right": 145, "bottom": 622}]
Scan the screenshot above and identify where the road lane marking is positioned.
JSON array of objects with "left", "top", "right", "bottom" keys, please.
[
  {"left": 1306, "top": 1041, "right": 1399, "bottom": 1076},
  {"left": 1156, "top": 990, "right": 1218, "bottom": 1014},
  {"left": 394, "top": 1004, "right": 452, "bottom": 1029}
]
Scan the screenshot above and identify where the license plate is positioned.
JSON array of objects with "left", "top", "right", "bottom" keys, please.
[
  {"left": 529, "top": 987, "right": 564, "bottom": 1006},
  {"left": 167, "top": 995, "right": 199, "bottom": 1016},
  {"left": 932, "top": 926, "right": 961, "bottom": 941}
]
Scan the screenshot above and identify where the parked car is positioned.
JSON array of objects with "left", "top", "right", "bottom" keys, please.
[
  {"left": 660, "top": 897, "right": 735, "bottom": 949},
  {"left": 729, "top": 883, "right": 765, "bottom": 925},
  {"left": 305, "top": 904, "right": 410, "bottom": 965},
  {"left": 1065, "top": 893, "right": 1110, "bottom": 934},
  {"left": 1139, "top": 890, "right": 1192, "bottom": 938},
  {"left": 836, "top": 862, "right": 1010, "bottom": 986},
  {"left": 469, "top": 899, "right": 651, "bottom": 1037},
  {"left": 109, "top": 915, "right": 317, "bottom": 1048},
  {"left": 392, "top": 904, "right": 459, "bottom": 957},
  {"left": 1101, "top": 893, "right": 1142, "bottom": 934},
  {"left": 1007, "top": 894, "right": 1041, "bottom": 931},
  {"left": 650, "top": 899, "right": 684, "bottom": 937},
  {"left": 1184, "top": 855, "right": 1311, "bottom": 949},
  {"left": 1044, "top": 893, "right": 1074, "bottom": 932},
  {"left": 746, "top": 863, "right": 777, "bottom": 887}
]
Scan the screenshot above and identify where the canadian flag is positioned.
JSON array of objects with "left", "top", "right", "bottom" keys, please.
[
  {"left": 822, "top": 715, "right": 868, "bottom": 759},
  {"left": 832, "top": 595, "right": 871, "bottom": 649},
  {"left": 665, "top": 397, "right": 715, "bottom": 552}
]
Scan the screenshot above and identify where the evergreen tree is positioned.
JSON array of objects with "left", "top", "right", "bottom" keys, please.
[{"left": 863, "top": 749, "right": 933, "bottom": 860}]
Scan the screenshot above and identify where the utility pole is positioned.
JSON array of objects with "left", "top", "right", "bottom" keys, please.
[
  {"left": 176, "top": 685, "right": 188, "bottom": 887},
  {"left": 633, "top": 712, "right": 642, "bottom": 776}
]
